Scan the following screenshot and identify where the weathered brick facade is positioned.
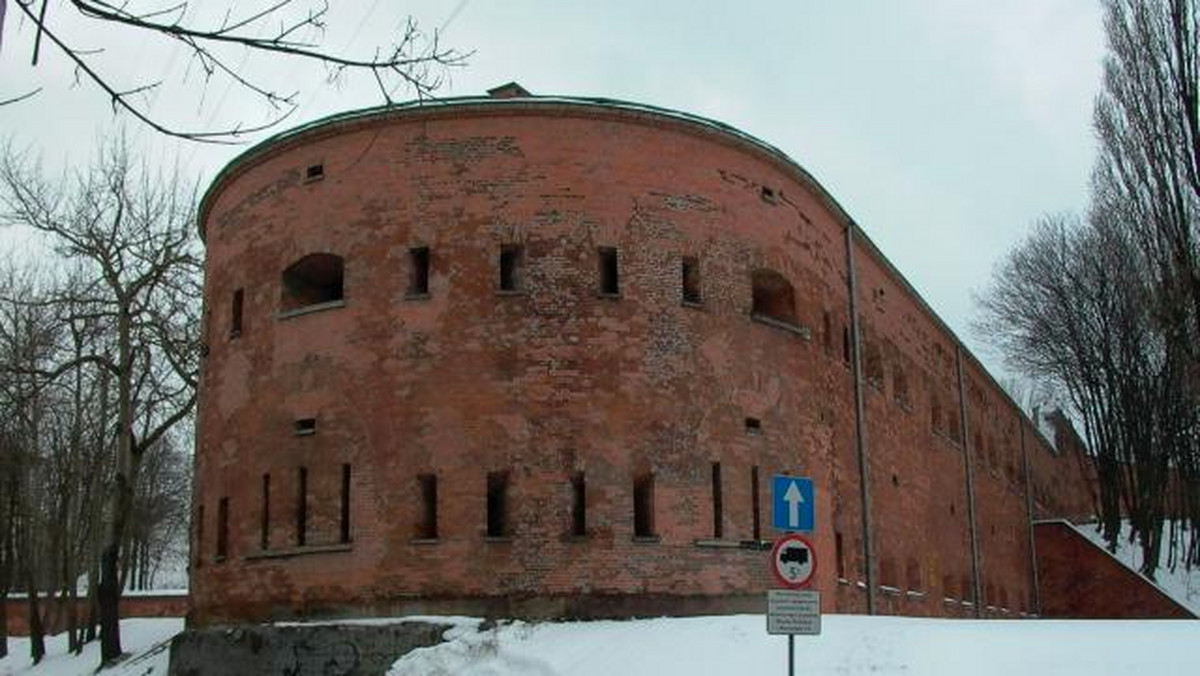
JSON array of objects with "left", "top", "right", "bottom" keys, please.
[{"left": 191, "top": 89, "right": 1101, "bottom": 626}]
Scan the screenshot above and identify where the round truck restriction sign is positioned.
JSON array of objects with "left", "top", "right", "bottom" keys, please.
[{"left": 770, "top": 534, "right": 817, "bottom": 589}]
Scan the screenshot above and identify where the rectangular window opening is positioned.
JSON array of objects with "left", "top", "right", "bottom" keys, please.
[
  {"left": 216, "top": 497, "right": 229, "bottom": 561},
  {"left": 822, "top": 312, "right": 832, "bottom": 355},
  {"left": 571, "top": 471, "right": 587, "bottom": 537},
  {"left": 943, "top": 574, "right": 957, "bottom": 600},
  {"left": 417, "top": 473, "right": 438, "bottom": 539},
  {"left": 894, "top": 368, "right": 910, "bottom": 407},
  {"left": 745, "top": 417, "right": 762, "bottom": 434},
  {"left": 598, "top": 246, "right": 619, "bottom": 296},
  {"left": 293, "top": 418, "right": 316, "bottom": 436},
  {"left": 865, "top": 342, "right": 884, "bottom": 387},
  {"left": 633, "top": 472, "right": 655, "bottom": 538},
  {"left": 339, "top": 463, "right": 352, "bottom": 544},
  {"left": 880, "top": 557, "right": 897, "bottom": 588},
  {"left": 710, "top": 462, "right": 723, "bottom": 539},
  {"left": 907, "top": 559, "right": 922, "bottom": 591},
  {"left": 842, "top": 325, "right": 852, "bottom": 364},
  {"left": 499, "top": 244, "right": 523, "bottom": 292},
  {"left": 260, "top": 473, "right": 271, "bottom": 550},
  {"left": 751, "top": 465, "right": 761, "bottom": 541},
  {"left": 486, "top": 470, "right": 509, "bottom": 538},
  {"left": 949, "top": 411, "right": 962, "bottom": 443},
  {"left": 408, "top": 246, "right": 430, "bottom": 296},
  {"left": 230, "top": 288, "right": 244, "bottom": 338},
  {"left": 835, "top": 531, "right": 846, "bottom": 578},
  {"left": 681, "top": 256, "right": 701, "bottom": 304},
  {"left": 305, "top": 163, "right": 325, "bottom": 181},
  {"left": 297, "top": 466, "right": 308, "bottom": 547},
  {"left": 196, "top": 504, "right": 205, "bottom": 568}
]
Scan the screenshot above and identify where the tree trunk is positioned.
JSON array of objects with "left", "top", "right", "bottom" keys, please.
[
  {"left": 98, "top": 475, "right": 131, "bottom": 662},
  {"left": 0, "top": 594, "right": 7, "bottom": 660},
  {"left": 99, "top": 306, "right": 134, "bottom": 664},
  {"left": 67, "top": 582, "right": 79, "bottom": 654},
  {"left": 25, "top": 574, "right": 45, "bottom": 665},
  {"left": 0, "top": 498, "right": 11, "bottom": 660}
]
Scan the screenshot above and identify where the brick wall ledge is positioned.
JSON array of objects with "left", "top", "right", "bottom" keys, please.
[
  {"left": 277, "top": 299, "right": 346, "bottom": 320},
  {"left": 750, "top": 313, "right": 810, "bottom": 339},
  {"left": 692, "top": 538, "right": 771, "bottom": 550},
  {"left": 245, "top": 543, "right": 353, "bottom": 560}
]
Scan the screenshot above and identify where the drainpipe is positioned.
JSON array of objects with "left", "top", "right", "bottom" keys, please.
[
  {"left": 955, "top": 347, "right": 983, "bottom": 618},
  {"left": 845, "top": 220, "right": 876, "bottom": 615},
  {"left": 1019, "top": 418, "right": 1042, "bottom": 616}
]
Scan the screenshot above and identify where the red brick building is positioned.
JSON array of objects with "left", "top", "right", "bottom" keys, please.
[{"left": 191, "top": 85, "right": 1107, "bottom": 626}]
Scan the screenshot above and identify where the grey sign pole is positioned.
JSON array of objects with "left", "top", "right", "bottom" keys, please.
[{"left": 768, "top": 590, "right": 819, "bottom": 675}]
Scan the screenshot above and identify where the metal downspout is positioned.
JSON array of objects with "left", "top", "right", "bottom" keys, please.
[
  {"left": 1019, "top": 418, "right": 1042, "bottom": 616},
  {"left": 955, "top": 347, "right": 983, "bottom": 618},
  {"left": 845, "top": 220, "right": 876, "bottom": 615}
]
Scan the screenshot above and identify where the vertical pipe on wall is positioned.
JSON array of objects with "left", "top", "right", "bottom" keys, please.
[
  {"left": 844, "top": 220, "right": 876, "bottom": 615},
  {"left": 1018, "top": 418, "right": 1042, "bottom": 615},
  {"left": 955, "top": 347, "right": 983, "bottom": 618}
]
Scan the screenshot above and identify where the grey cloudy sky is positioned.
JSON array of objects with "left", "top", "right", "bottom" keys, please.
[{"left": 0, "top": 1, "right": 1106, "bottom": 376}]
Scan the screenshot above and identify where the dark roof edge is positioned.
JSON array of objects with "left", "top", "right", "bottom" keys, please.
[{"left": 195, "top": 93, "right": 1042, "bottom": 440}]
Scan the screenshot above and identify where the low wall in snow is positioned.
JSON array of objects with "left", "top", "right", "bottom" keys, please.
[
  {"left": 1035, "top": 521, "right": 1196, "bottom": 619},
  {"left": 3, "top": 591, "right": 188, "bottom": 637},
  {"left": 167, "top": 621, "right": 451, "bottom": 676}
]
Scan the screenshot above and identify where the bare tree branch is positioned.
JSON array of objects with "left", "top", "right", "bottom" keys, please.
[{"left": 4, "top": 1, "right": 470, "bottom": 143}]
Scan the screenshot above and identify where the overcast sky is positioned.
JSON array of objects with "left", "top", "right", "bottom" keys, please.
[{"left": 0, "top": 1, "right": 1107, "bottom": 378}]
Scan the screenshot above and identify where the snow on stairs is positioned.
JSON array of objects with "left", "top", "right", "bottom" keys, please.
[{"left": 1034, "top": 520, "right": 1197, "bottom": 619}]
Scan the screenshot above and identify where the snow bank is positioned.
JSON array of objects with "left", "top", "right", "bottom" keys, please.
[
  {"left": 388, "top": 614, "right": 1200, "bottom": 676},
  {"left": 0, "top": 617, "right": 182, "bottom": 676}
]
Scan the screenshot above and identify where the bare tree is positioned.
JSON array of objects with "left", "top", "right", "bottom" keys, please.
[
  {"left": 978, "top": 0, "right": 1200, "bottom": 579},
  {"left": 0, "top": 266, "right": 62, "bottom": 665},
  {"left": 0, "top": 137, "right": 201, "bottom": 664},
  {"left": 2, "top": 1, "right": 468, "bottom": 142},
  {"left": 1095, "top": 1, "right": 1200, "bottom": 351},
  {"left": 124, "top": 432, "right": 189, "bottom": 591},
  {"left": 1093, "top": 0, "right": 1200, "bottom": 570},
  {"left": 978, "top": 214, "right": 1196, "bottom": 578}
]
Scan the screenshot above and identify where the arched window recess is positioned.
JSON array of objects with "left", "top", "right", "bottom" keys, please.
[
  {"left": 751, "top": 268, "right": 806, "bottom": 337},
  {"left": 279, "top": 253, "right": 345, "bottom": 317}
]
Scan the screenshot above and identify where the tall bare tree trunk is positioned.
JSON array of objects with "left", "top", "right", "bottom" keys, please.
[
  {"left": 99, "top": 307, "right": 133, "bottom": 663},
  {"left": 0, "top": 492, "right": 11, "bottom": 660},
  {"left": 25, "top": 569, "right": 45, "bottom": 664}
]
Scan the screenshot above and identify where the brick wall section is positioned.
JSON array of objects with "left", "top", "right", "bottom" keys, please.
[
  {"left": 4, "top": 593, "right": 188, "bottom": 637},
  {"left": 1034, "top": 521, "right": 1195, "bottom": 618},
  {"left": 191, "top": 96, "right": 1099, "bottom": 625}
]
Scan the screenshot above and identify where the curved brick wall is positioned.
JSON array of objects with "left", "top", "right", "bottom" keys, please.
[{"left": 192, "top": 94, "right": 1097, "bottom": 625}]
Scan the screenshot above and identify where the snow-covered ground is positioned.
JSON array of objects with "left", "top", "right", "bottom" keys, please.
[
  {"left": 1079, "top": 520, "right": 1200, "bottom": 616},
  {"left": 4, "top": 614, "right": 1197, "bottom": 676},
  {"left": 0, "top": 618, "right": 181, "bottom": 676},
  {"left": 3, "top": 522, "right": 1198, "bottom": 676},
  {"left": 388, "top": 615, "right": 1200, "bottom": 676}
]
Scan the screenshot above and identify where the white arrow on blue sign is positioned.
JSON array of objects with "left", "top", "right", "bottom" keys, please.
[{"left": 772, "top": 475, "right": 814, "bottom": 532}]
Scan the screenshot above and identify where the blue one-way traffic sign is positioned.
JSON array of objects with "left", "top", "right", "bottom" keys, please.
[{"left": 772, "top": 475, "right": 814, "bottom": 532}]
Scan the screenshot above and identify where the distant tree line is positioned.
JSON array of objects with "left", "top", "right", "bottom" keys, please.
[
  {"left": 0, "top": 138, "right": 199, "bottom": 664},
  {"left": 978, "top": 0, "right": 1200, "bottom": 578}
]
